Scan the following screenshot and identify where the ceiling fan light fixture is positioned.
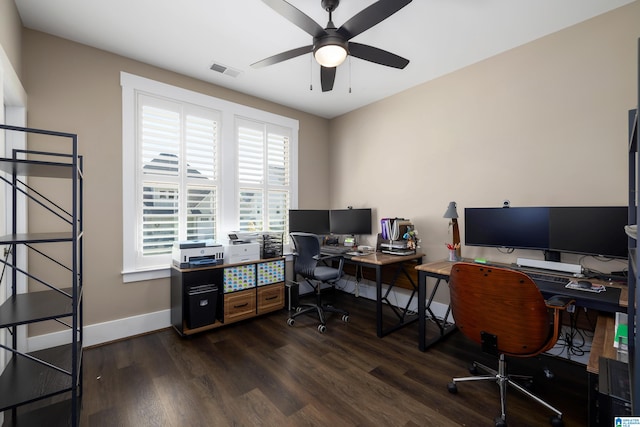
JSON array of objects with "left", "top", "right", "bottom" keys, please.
[{"left": 313, "top": 35, "right": 348, "bottom": 68}]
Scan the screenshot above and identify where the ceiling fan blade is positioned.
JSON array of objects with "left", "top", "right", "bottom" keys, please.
[
  {"left": 320, "top": 66, "right": 336, "bottom": 92},
  {"left": 337, "top": 0, "right": 412, "bottom": 40},
  {"left": 251, "top": 45, "right": 313, "bottom": 68},
  {"left": 348, "top": 42, "right": 409, "bottom": 69},
  {"left": 261, "top": 0, "right": 326, "bottom": 38}
]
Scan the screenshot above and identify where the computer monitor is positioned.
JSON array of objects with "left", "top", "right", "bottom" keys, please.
[
  {"left": 549, "top": 206, "right": 628, "bottom": 259},
  {"left": 329, "top": 208, "right": 372, "bottom": 235},
  {"left": 464, "top": 207, "right": 550, "bottom": 251},
  {"left": 288, "top": 209, "right": 330, "bottom": 235},
  {"left": 464, "top": 206, "right": 628, "bottom": 260}
]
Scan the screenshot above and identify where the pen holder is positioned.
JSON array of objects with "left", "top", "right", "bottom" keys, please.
[{"left": 448, "top": 249, "right": 458, "bottom": 262}]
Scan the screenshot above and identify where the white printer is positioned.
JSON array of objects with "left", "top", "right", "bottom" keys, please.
[
  {"left": 172, "top": 240, "right": 224, "bottom": 268},
  {"left": 224, "top": 232, "right": 260, "bottom": 264}
]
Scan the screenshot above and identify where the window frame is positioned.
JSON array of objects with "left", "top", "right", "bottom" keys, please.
[{"left": 121, "top": 72, "right": 298, "bottom": 283}]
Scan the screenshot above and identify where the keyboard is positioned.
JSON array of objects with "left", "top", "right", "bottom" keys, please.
[
  {"left": 526, "top": 272, "right": 571, "bottom": 285},
  {"left": 321, "top": 245, "right": 349, "bottom": 254}
]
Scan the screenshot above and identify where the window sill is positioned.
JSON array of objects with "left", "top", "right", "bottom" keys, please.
[{"left": 122, "top": 266, "right": 170, "bottom": 283}]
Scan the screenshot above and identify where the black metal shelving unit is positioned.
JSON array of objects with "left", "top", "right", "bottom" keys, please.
[
  {"left": 0, "top": 124, "right": 83, "bottom": 426},
  {"left": 628, "top": 38, "right": 640, "bottom": 415}
]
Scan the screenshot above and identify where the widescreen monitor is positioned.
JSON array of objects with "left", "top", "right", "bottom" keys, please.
[
  {"left": 549, "top": 206, "right": 628, "bottom": 259},
  {"left": 288, "top": 209, "right": 330, "bottom": 235},
  {"left": 329, "top": 208, "right": 372, "bottom": 235},
  {"left": 464, "top": 207, "right": 550, "bottom": 251},
  {"left": 464, "top": 206, "right": 628, "bottom": 259}
]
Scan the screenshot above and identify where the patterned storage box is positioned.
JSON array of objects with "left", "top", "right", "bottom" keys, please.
[
  {"left": 223, "top": 264, "right": 256, "bottom": 293},
  {"left": 257, "top": 259, "right": 285, "bottom": 286}
]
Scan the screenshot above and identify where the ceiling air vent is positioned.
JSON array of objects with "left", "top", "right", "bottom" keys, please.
[{"left": 210, "top": 62, "right": 242, "bottom": 78}]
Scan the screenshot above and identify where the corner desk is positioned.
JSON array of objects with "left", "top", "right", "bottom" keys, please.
[{"left": 415, "top": 259, "right": 628, "bottom": 352}]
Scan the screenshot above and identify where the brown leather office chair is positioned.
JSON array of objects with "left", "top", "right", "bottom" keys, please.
[{"left": 446, "top": 262, "right": 573, "bottom": 427}]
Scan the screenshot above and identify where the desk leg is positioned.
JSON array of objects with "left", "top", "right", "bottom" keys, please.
[
  {"left": 418, "top": 270, "right": 456, "bottom": 352},
  {"left": 376, "top": 265, "right": 383, "bottom": 337},
  {"left": 419, "top": 271, "right": 426, "bottom": 351}
]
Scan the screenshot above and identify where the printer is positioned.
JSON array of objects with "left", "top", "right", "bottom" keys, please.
[
  {"left": 172, "top": 240, "right": 224, "bottom": 269},
  {"left": 224, "top": 232, "right": 260, "bottom": 264}
]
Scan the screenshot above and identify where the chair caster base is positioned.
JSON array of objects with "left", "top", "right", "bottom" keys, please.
[
  {"left": 286, "top": 318, "right": 295, "bottom": 326},
  {"left": 318, "top": 324, "right": 326, "bottom": 333},
  {"left": 494, "top": 416, "right": 507, "bottom": 427},
  {"left": 447, "top": 382, "right": 457, "bottom": 394},
  {"left": 550, "top": 416, "right": 563, "bottom": 427}
]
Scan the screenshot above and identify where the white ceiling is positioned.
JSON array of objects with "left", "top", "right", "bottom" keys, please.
[{"left": 14, "top": 0, "right": 635, "bottom": 119}]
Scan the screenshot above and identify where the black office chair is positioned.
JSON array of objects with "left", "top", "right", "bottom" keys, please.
[
  {"left": 287, "top": 232, "right": 349, "bottom": 333},
  {"left": 446, "top": 262, "right": 573, "bottom": 427}
]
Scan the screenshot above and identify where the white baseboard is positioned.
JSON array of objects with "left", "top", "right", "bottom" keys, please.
[
  {"left": 27, "top": 309, "right": 171, "bottom": 351},
  {"left": 27, "top": 277, "right": 455, "bottom": 351}
]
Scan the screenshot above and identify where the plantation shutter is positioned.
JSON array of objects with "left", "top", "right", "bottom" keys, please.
[
  {"left": 237, "top": 118, "right": 290, "bottom": 233},
  {"left": 138, "top": 94, "right": 218, "bottom": 257}
]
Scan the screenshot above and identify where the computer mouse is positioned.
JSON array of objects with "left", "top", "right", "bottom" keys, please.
[{"left": 576, "top": 280, "right": 592, "bottom": 289}]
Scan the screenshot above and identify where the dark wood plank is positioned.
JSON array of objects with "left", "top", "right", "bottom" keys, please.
[{"left": 80, "top": 292, "right": 588, "bottom": 426}]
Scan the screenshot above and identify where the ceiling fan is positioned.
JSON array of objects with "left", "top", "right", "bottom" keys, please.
[{"left": 251, "top": 0, "right": 412, "bottom": 92}]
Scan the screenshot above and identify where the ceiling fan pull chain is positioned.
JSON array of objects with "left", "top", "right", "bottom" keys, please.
[
  {"left": 309, "top": 54, "right": 312, "bottom": 90},
  {"left": 349, "top": 56, "right": 352, "bottom": 94}
]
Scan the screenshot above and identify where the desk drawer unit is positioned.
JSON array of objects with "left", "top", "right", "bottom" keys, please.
[
  {"left": 224, "top": 289, "right": 256, "bottom": 323},
  {"left": 257, "top": 283, "right": 284, "bottom": 314}
]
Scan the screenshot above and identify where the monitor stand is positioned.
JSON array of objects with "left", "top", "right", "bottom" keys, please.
[{"left": 544, "top": 250, "right": 561, "bottom": 262}]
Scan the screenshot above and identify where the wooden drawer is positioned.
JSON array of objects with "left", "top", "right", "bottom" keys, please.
[
  {"left": 224, "top": 289, "right": 256, "bottom": 323},
  {"left": 257, "top": 283, "right": 284, "bottom": 314}
]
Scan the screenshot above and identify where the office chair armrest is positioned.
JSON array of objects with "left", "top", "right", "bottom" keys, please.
[
  {"left": 545, "top": 295, "right": 575, "bottom": 310},
  {"left": 314, "top": 254, "right": 345, "bottom": 275}
]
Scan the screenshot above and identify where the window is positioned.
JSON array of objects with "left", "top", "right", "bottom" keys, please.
[
  {"left": 139, "top": 95, "right": 218, "bottom": 257},
  {"left": 236, "top": 118, "right": 291, "bottom": 235},
  {"left": 121, "top": 73, "right": 298, "bottom": 282}
]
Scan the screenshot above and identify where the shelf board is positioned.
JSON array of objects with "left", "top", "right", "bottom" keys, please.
[
  {"left": 0, "top": 288, "right": 74, "bottom": 328},
  {"left": 2, "top": 398, "right": 80, "bottom": 427},
  {"left": 0, "top": 344, "right": 80, "bottom": 411},
  {"left": 0, "top": 158, "right": 76, "bottom": 179},
  {"left": 0, "top": 232, "right": 74, "bottom": 245}
]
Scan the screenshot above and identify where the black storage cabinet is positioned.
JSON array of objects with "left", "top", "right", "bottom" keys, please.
[{"left": 186, "top": 284, "right": 218, "bottom": 329}]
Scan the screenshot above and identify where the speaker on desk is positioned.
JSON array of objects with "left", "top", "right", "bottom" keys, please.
[{"left": 285, "top": 281, "right": 299, "bottom": 311}]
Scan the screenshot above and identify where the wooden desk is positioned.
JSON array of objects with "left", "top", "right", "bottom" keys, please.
[
  {"left": 350, "top": 252, "right": 424, "bottom": 337},
  {"left": 588, "top": 315, "right": 617, "bottom": 375},
  {"left": 415, "top": 259, "right": 627, "bottom": 352}
]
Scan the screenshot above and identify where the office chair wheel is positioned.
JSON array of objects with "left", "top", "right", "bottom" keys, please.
[
  {"left": 494, "top": 417, "right": 507, "bottom": 427},
  {"left": 286, "top": 318, "right": 295, "bottom": 326},
  {"left": 318, "top": 324, "right": 327, "bottom": 333},
  {"left": 341, "top": 314, "right": 349, "bottom": 322},
  {"left": 295, "top": 307, "right": 303, "bottom": 313},
  {"left": 468, "top": 364, "right": 478, "bottom": 375},
  {"left": 446, "top": 382, "right": 458, "bottom": 394},
  {"left": 550, "top": 416, "right": 563, "bottom": 427}
]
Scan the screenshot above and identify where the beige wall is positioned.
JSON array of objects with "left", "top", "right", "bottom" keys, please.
[
  {"left": 330, "top": 1, "right": 639, "bottom": 289},
  {"left": 13, "top": 0, "right": 640, "bottom": 332},
  {"left": 0, "top": 0, "right": 22, "bottom": 77},
  {"left": 21, "top": 29, "right": 330, "bottom": 328}
]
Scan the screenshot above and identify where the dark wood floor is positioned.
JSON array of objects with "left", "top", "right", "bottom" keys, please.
[{"left": 80, "top": 292, "right": 589, "bottom": 426}]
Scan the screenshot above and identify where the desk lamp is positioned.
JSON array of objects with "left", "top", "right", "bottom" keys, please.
[{"left": 443, "top": 201, "right": 461, "bottom": 259}]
